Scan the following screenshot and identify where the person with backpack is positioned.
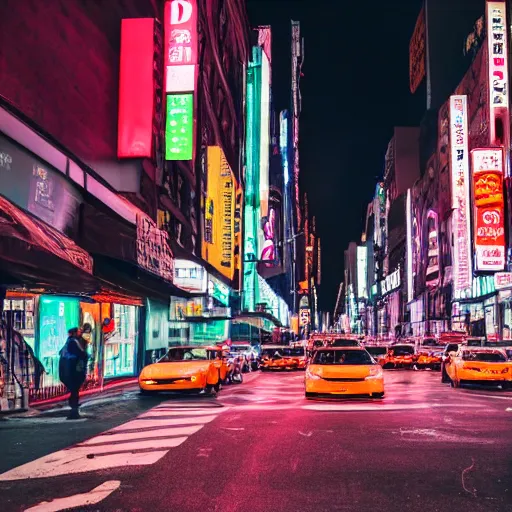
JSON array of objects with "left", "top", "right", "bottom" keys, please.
[{"left": 59, "top": 327, "right": 88, "bottom": 420}]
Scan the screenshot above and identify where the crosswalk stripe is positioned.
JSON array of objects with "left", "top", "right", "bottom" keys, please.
[
  {"left": 73, "top": 436, "right": 188, "bottom": 455},
  {"left": 110, "top": 415, "right": 219, "bottom": 432},
  {"left": 82, "top": 425, "right": 203, "bottom": 445},
  {"left": 0, "top": 449, "right": 169, "bottom": 481},
  {"left": 0, "top": 403, "right": 224, "bottom": 481},
  {"left": 138, "top": 409, "right": 222, "bottom": 418}
]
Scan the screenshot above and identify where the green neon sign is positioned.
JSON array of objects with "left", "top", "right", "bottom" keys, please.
[{"left": 165, "top": 94, "right": 193, "bottom": 160}]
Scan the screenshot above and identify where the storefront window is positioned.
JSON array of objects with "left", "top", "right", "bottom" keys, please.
[
  {"left": 190, "top": 320, "right": 229, "bottom": 344},
  {"left": 80, "top": 302, "right": 101, "bottom": 382},
  {"left": 2, "top": 296, "right": 36, "bottom": 350},
  {"left": 104, "top": 304, "right": 138, "bottom": 378},
  {"left": 39, "top": 296, "right": 80, "bottom": 386}
]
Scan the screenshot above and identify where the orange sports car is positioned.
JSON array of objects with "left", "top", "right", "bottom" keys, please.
[
  {"left": 260, "top": 345, "right": 302, "bottom": 371},
  {"left": 415, "top": 348, "right": 443, "bottom": 370},
  {"left": 139, "top": 345, "right": 229, "bottom": 394},
  {"left": 381, "top": 344, "right": 416, "bottom": 369}
]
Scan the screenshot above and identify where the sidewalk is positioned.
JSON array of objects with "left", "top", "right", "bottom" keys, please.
[{"left": 6, "top": 379, "right": 139, "bottom": 418}]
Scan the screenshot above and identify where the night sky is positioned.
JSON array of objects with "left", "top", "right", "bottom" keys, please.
[{"left": 246, "top": 0, "right": 425, "bottom": 313}]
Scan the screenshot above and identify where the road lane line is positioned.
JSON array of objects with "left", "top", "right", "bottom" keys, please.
[
  {"left": 0, "top": 449, "right": 168, "bottom": 481},
  {"left": 24, "top": 480, "right": 121, "bottom": 512},
  {"left": 82, "top": 425, "right": 203, "bottom": 445}
]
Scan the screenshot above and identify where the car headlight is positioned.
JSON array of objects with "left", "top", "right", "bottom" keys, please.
[
  {"left": 306, "top": 369, "right": 321, "bottom": 380},
  {"left": 191, "top": 375, "right": 198, "bottom": 382},
  {"left": 142, "top": 379, "right": 157, "bottom": 385},
  {"left": 366, "top": 366, "right": 383, "bottom": 380}
]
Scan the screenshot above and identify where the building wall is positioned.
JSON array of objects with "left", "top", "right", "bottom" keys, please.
[{"left": 0, "top": 0, "right": 160, "bottom": 165}]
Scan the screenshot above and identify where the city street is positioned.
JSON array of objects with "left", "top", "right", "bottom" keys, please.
[{"left": 1, "top": 370, "right": 512, "bottom": 512}]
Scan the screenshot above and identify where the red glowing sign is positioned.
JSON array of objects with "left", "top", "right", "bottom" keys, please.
[
  {"left": 471, "top": 148, "right": 505, "bottom": 271},
  {"left": 164, "top": 0, "right": 197, "bottom": 93},
  {"left": 118, "top": 19, "right": 156, "bottom": 159}
]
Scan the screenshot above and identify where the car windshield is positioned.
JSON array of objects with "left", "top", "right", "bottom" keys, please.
[
  {"left": 284, "top": 347, "right": 305, "bottom": 357},
  {"left": 313, "top": 350, "right": 373, "bottom": 365},
  {"left": 159, "top": 348, "right": 209, "bottom": 362},
  {"left": 462, "top": 351, "right": 506, "bottom": 362},
  {"left": 366, "top": 347, "right": 387, "bottom": 356},
  {"left": 390, "top": 346, "right": 415, "bottom": 356},
  {"left": 261, "top": 348, "right": 286, "bottom": 358},
  {"left": 231, "top": 345, "right": 251, "bottom": 352},
  {"left": 330, "top": 339, "right": 359, "bottom": 347}
]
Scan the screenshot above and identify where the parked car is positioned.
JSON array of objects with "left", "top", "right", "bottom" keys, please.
[{"left": 139, "top": 345, "right": 228, "bottom": 395}]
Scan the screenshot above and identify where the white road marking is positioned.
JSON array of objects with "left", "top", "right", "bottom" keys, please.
[
  {"left": 82, "top": 425, "right": 203, "bottom": 445},
  {"left": 24, "top": 480, "right": 121, "bottom": 512},
  {"left": 0, "top": 404, "right": 225, "bottom": 481},
  {"left": 0, "top": 449, "right": 168, "bottom": 481},
  {"left": 138, "top": 409, "right": 222, "bottom": 418},
  {"left": 110, "top": 415, "right": 219, "bottom": 431}
]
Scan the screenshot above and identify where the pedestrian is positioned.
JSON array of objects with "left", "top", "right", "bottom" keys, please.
[{"left": 59, "top": 327, "right": 88, "bottom": 420}]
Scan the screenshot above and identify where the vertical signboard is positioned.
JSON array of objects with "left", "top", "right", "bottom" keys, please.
[
  {"left": 449, "top": 95, "right": 472, "bottom": 293},
  {"left": 164, "top": 0, "right": 197, "bottom": 162},
  {"left": 118, "top": 19, "right": 156, "bottom": 158},
  {"left": 471, "top": 148, "right": 505, "bottom": 271},
  {"left": 165, "top": 93, "right": 193, "bottom": 160},
  {"left": 406, "top": 188, "right": 413, "bottom": 303},
  {"left": 487, "top": 1, "right": 510, "bottom": 164},
  {"left": 164, "top": 0, "right": 197, "bottom": 93},
  {"left": 356, "top": 246, "right": 367, "bottom": 299},
  {"left": 202, "top": 146, "right": 235, "bottom": 280},
  {"left": 409, "top": 7, "right": 426, "bottom": 94}
]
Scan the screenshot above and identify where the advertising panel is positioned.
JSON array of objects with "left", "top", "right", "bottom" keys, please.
[
  {"left": 259, "top": 188, "right": 283, "bottom": 278},
  {"left": 202, "top": 146, "right": 235, "bottom": 280},
  {"left": 409, "top": 7, "right": 426, "bottom": 94},
  {"left": 494, "top": 272, "right": 512, "bottom": 289},
  {"left": 471, "top": 148, "right": 505, "bottom": 271},
  {"left": 487, "top": 2, "right": 510, "bottom": 158},
  {"left": 406, "top": 188, "right": 413, "bottom": 302},
  {"left": 357, "top": 246, "right": 367, "bottom": 299},
  {"left": 164, "top": 0, "right": 197, "bottom": 93},
  {"left": 0, "top": 134, "right": 82, "bottom": 239},
  {"left": 449, "top": 95, "right": 472, "bottom": 293},
  {"left": 174, "top": 259, "right": 207, "bottom": 292},
  {"left": 136, "top": 215, "right": 174, "bottom": 282},
  {"left": 165, "top": 94, "right": 193, "bottom": 160},
  {"left": 117, "top": 19, "right": 155, "bottom": 158},
  {"left": 208, "top": 275, "right": 230, "bottom": 306}
]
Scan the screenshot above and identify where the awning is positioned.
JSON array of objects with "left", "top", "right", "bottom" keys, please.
[
  {"left": 0, "top": 194, "right": 98, "bottom": 293},
  {"left": 94, "top": 255, "right": 190, "bottom": 303}
]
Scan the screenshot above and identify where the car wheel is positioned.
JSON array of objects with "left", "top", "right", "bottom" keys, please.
[
  {"left": 305, "top": 392, "right": 316, "bottom": 398},
  {"left": 372, "top": 392, "right": 385, "bottom": 399}
]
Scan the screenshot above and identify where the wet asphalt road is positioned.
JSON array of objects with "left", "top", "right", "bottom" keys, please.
[{"left": 1, "top": 370, "right": 512, "bottom": 512}]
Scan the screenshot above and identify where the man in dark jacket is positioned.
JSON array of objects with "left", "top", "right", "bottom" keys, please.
[{"left": 59, "top": 327, "right": 88, "bottom": 420}]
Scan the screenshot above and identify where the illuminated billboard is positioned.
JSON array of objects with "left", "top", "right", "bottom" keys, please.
[
  {"left": 406, "top": 188, "right": 413, "bottom": 303},
  {"left": 487, "top": 2, "right": 510, "bottom": 157},
  {"left": 117, "top": 19, "right": 156, "bottom": 158},
  {"left": 409, "top": 7, "right": 425, "bottom": 94},
  {"left": 356, "top": 246, "right": 367, "bottom": 299},
  {"left": 164, "top": 0, "right": 197, "bottom": 93},
  {"left": 449, "top": 95, "right": 472, "bottom": 293},
  {"left": 165, "top": 94, "right": 193, "bottom": 160},
  {"left": 471, "top": 148, "right": 505, "bottom": 271},
  {"left": 202, "top": 146, "right": 236, "bottom": 280}
]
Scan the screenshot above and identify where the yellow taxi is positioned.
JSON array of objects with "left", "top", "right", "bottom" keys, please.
[
  {"left": 305, "top": 347, "right": 384, "bottom": 398},
  {"left": 139, "top": 345, "right": 228, "bottom": 395},
  {"left": 445, "top": 347, "right": 512, "bottom": 389}
]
